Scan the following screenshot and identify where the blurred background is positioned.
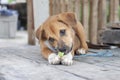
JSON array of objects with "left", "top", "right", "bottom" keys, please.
[
  {"left": 0, "top": 0, "right": 120, "bottom": 48},
  {"left": 0, "top": 0, "right": 27, "bottom": 46},
  {"left": 0, "top": 1, "right": 120, "bottom": 80}
]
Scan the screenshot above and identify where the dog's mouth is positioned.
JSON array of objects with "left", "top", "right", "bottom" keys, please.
[
  {"left": 64, "top": 44, "right": 73, "bottom": 54},
  {"left": 45, "top": 40, "right": 73, "bottom": 54},
  {"left": 55, "top": 44, "right": 73, "bottom": 55}
]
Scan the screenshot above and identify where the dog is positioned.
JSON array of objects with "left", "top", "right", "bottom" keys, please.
[{"left": 36, "top": 12, "right": 88, "bottom": 65}]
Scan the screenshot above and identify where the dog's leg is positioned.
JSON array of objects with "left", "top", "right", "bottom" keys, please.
[
  {"left": 61, "top": 52, "right": 73, "bottom": 66},
  {"left": 41, "top": 48, "right": 61, "bottom": 65},
  {"left": 73, "top": 22, "right": 88, "bottom": 53},
  {"left": 74, "top": 36, "right": 86, "bottom": 54},
  {"left": 48, "top": 53, "right": 61, "bottom": 65},
  {"left": 76, "top": 48, "right": 86, "bottom": 54}
]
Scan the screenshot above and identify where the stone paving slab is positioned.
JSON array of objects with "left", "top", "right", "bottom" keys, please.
[{"left": 0, "top": 45, "right": 120, "bottom": 80}]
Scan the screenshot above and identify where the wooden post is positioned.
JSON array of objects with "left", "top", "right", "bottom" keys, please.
[
  {"left": 109, "top": 0, "right": 119, "bottom": 23},
  {"left": 98, "top": 0, "right": 107, "bottom": 30},
  {"left": 81, "top": 0, "right": 89, "bottom": 41},
  {"left": 49, "top": 0, "right": 53, "bottom": 16},
  {"left": 56, "top": 0, "right": 61, "bottom": 14},
  {"left": 74, "top": 0, "right": 81, "bottom": 21},
  {"left": 52, "top": 0, "right": 57, "bottom": 15},
  {"left": 89, "top": 0, "right": 99, "bottom": 44},
  {"left": 67, "top": 0, "right": 74, "bottom": 12},
  {"left": 60, "top": 0, "right": 66, "bottom": 13},
  {"left": 64, "top": 0, "right": 69, "bottom": 12},
  {"left": 27, "top": 0, "right": 35, "bottom": 45}
]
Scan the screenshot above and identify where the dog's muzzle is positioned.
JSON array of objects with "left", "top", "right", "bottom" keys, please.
[
  {"left": 58, "top": 44, "right": 73, "bottom": 54},
  {"left": 45, "top": 40, "right": 73, "bottom": 54}
]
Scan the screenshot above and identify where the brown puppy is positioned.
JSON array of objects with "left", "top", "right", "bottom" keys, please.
[{"left": 36, "top": 12, "right": 88, "bottom": 65}]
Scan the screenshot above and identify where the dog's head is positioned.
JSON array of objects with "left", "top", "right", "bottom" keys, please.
[{"left": 36, "top": 12, "right": 77, "bottom": 54}]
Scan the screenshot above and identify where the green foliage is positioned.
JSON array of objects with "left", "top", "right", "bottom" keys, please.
[{"left": 8, "top": 0, "right": 16, "bottom": 3}]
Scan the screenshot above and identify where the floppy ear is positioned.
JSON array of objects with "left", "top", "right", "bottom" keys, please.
[
  {"left": 36, "top": 27, "right": 41, "bottom": 40},
  {"left": 36, "top": 26, "right": 47, "bottom": 41},
  {"left": 58, "top": 12, "right": 77, "bottom": 27},
  {"left": 40, "top": 30, "right": 47, "bottom": 41}
]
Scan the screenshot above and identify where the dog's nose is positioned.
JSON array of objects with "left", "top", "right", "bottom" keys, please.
[{"left": 59, "top": 47, "right": 66, "bottom": 52}]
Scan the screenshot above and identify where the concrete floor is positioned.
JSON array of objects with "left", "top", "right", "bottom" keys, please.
[
  {"left": 0, "top": 31, "right": 28, "bottom": 47},
  {"left": 0, "top": 31, "right": 120, "bottom": 80}
]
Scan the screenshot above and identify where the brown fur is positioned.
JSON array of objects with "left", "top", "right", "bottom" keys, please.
[{"left": 36, "top": 12, "right": 88, "bottom": 60}]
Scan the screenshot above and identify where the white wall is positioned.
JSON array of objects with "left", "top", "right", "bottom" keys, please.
[{"left": 33, "top": 0, "right": 49, "bottom": 30}]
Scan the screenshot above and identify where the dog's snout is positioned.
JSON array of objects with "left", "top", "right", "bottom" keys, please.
[
  {"left": 58, "top": 40, "right": 68, "bottom": 53},
  {"left": 58, "top": 47, "right": 67, "bottom": 52}
]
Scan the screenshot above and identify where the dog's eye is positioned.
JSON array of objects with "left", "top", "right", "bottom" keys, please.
[
  {"left": 48, "top": 37, "right": 55, "bottom": 42},
  {"left": 60, "top": 29, "right": 66, "bottom": 36}
]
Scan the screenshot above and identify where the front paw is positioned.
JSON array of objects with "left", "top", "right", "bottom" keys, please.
[
  {"left": 48, "top": 53, "right": 61, "bottom": 65},
  {"left": 76, "top": 48, "right": 87, "bottom": 55},
  {"left": 61, "top": 53, "right": 73, "bottom": 66}
]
